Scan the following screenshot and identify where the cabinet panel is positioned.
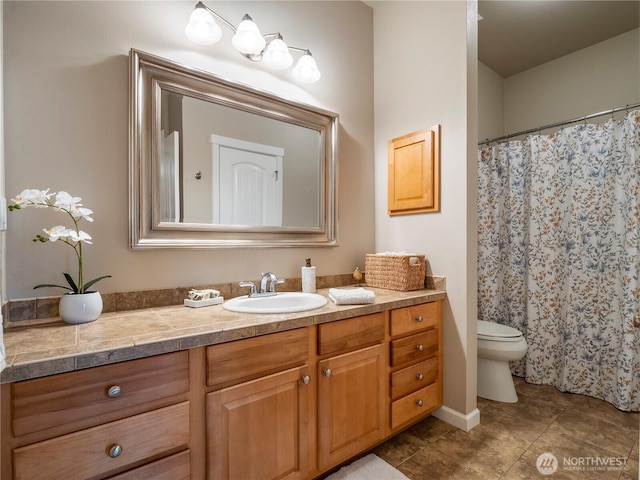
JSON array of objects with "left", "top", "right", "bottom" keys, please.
[
  {"left": 390, "top": 329, "right": 438, "bottom": 367},
  {"left": 317, "top": 312, "right": 385, "bottom": 356},
  {"left": 388, "top": 125, "right": 440, "bottom": 215},
  {"left": 391, "top": 383, "right": 440, "bottom": 429},
  {"left": 12, "top": 351, "right": 189, "bottom": 438},
  {"left": 207, "top": 366, "right": 311, "bottom": 480},
  {"left": 390, "top": 301, "right": 441, "bottom": 337},
  {"left": 207, "top": 328, "right": 308, "bottom": 389},
  {"left": 317, "top": 344, "right": 386, "bottom": 471},
  {"left": 13, "top": 402, "right": 190, "bottom": 480},
  {"left": 390, "top": 357, "right": 438, "bottom": 400},
  {"left": 108, "top": 450, "right": 191, "bottom": 480}
]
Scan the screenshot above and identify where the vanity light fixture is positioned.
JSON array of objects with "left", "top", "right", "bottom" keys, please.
[{"left": 184, "top": 2, "right": 321, "bottom": 84}]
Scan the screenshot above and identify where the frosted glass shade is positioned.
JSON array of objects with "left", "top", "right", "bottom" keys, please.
[
  {"left": 292, "top": 53, "right": 321, "bottom": 83},
  {"left": 232, "top": 16, "right": 266, "bottom": 55},
  {"left": 262, "top": 37, "right": 293, "bottom": 70},
  {"left": 185, "top": 7, "right": 222, "bottom": 45}
]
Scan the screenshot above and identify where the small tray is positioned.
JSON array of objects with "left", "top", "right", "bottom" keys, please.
[{"left": 184, "top": 297, "right": 224, "bottom": 308}]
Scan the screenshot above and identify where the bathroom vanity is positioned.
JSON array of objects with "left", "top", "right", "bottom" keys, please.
[{"left": 0, "top": 288, "right": 444, "bottom": 480}]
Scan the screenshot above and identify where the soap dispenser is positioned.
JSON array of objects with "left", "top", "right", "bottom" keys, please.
[{"left": 301, "top": 258, "right": 316, "bottom": 293}]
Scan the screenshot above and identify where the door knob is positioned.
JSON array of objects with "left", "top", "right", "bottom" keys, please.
[{"left": 323, "top": 368, "right": 332, "bottom": 377}]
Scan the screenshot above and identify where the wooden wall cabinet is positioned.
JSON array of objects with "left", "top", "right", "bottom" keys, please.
[{"left": 388, "top": 125, "right": 441, "bottom": 216}]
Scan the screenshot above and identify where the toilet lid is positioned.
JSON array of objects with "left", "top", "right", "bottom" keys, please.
[{"left": 477, "top": 320, "right": 523, "bottom": 341}]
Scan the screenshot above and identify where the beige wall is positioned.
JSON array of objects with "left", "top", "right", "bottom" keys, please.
[
  {"left": 478, "top": 62, "right": 504, "bottom": 141},
  {"left": 4, "top": 1, "right": 374, "bottom": 299},
  {"left": 504, "top": 27, "right": 640, "bottom": 134},
  {"left": 371, "top": 1, "right": 479, "bottom": 427}
]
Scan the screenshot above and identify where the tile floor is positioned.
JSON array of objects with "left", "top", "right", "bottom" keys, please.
[{"left": 373, "top": 378, "right": 639, "bottom": 479}]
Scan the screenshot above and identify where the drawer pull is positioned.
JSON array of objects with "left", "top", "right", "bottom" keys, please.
[
  {"left": 323, "top": 368, "right": 332, "bottom": 378},
  {"left": 301, "top": 375, "right": 311, "bottom": 384},
  {"left": 416, "top": 344, "right": 424, "bottom": 352},
  {"left": 416, "top": 315, "right": 424, "bottom": 323},
  {"left": 107, "top": 385, "right": 121, "bottom": 398},
  {"left": 416, "top": 400, "right": 424, "bottom": 407},
  {"left": 416, "top": 373, "right": 424, "bottom": 381},
  {"left": 108, "top": 444, "right": 122, "bottom": 458}
]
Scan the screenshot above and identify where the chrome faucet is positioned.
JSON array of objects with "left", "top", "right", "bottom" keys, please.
[{"left": 239, "top": 272, "right": 284, "bottom": 298}]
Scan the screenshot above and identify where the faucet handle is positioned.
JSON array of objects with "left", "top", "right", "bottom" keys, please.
[{"left": 239, "top": 281, "right": 257, "bottom": 296}]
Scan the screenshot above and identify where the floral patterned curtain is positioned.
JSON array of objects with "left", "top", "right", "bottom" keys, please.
[{"left": 477, "top": 109, "right": 640, "bottom": 412}]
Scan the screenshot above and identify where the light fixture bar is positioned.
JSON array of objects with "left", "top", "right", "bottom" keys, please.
[{"left": 185, "top": 2, "right": 321, "bottom": 83}]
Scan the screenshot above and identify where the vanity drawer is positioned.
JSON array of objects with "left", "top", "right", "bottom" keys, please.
[
  {"left": 12, "top": 351, "right": 189, "bottom": 438},
  {"left": 390, "top": 383, "right": 440, "bottom": 429},
  {"left": 108, "top": 450, "right": 191, "bottom": 480},
  {"left": 207, "top": 328, "right": 309, "bottom": 389},
  {"left": 390, "top": 357, "right": 438, "bottom": 400},
  {"left": 13, "top": 401, "right": 190, "bottom": 480},
  {"left": 318, "top": 313, "right": 385, "bottom": 356},
  {"left": 390, "top": 301, "right": 441, "bottom": 338},
  {"left": 390, "top": 329, "right": 438, "bottom": 367}
]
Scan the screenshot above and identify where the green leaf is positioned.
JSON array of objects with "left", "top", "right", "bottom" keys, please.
[
  {"left": 63, "top": 273, "right": 79, "bottom": 293},
  {"left": 82, "top": 275, "right": 112, "bottom": 292},
  {"left": 34, "top": 283, "right": 73, "bottom": 291}
]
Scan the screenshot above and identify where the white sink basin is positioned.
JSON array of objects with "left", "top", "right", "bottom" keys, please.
[{"left": 223, "top": 292, "right": 327, "bottom": 314}]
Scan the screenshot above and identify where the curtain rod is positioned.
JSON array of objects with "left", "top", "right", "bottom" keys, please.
[{"left": 478, "top": 102, "right": 640, "bottom": 146}]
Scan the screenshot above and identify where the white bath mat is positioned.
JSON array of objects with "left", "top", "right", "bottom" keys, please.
[{"left": 324, "top": 454, "right": 410, "bottom": 480}]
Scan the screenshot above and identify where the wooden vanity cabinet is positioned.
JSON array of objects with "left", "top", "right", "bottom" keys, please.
[
  {"left": 2, "top": 351, "right": 193, "bottom": 480},
  {"left": 205, "top": 328, "right": 313, "bottom": 480},
  {"left": 316, "top": 313, "right": 387, "bottom": 472},
  {"left": 1, "top": 298, "right": 444, "bottom": 480},
  {"left": 388, "top": 301, "right": 443, "bottom": 431}
]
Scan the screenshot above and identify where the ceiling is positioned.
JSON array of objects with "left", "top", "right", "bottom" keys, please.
[{"left": 478, "top": 1, "right": 640, "bottom": 78}]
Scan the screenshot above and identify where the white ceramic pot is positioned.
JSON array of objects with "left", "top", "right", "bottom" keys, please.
[{"left": 59, "top": 291, "right": 103, "bottom": 324}]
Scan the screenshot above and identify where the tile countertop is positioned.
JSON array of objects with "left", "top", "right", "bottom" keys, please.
[{"left": 1, "top": 287, "right": 446, "bottom": 384}]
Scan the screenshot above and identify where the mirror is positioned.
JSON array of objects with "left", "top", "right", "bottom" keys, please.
[{"left": 129, "top": 49, "right": 338, "bottom": 249}]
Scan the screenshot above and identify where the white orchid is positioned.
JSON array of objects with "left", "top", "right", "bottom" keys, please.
[{"left": 9, "top": 188, "right": 110, "bottom": 294}]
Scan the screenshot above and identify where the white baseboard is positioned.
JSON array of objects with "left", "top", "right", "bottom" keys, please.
[{"left": 432, "top": 405, "right": 480, "bottom": 432}]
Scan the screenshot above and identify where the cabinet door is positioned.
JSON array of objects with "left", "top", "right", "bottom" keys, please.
[
  {"left": 317, "top": 344, "right": 386, "bottom": 471},
  {"left": 207, "top": 366, "right": 312, "bottom": 480}
]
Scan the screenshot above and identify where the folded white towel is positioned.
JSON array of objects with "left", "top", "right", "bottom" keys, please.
[{"left": 329, "top": 287, "right": 376, "bottom": 305}]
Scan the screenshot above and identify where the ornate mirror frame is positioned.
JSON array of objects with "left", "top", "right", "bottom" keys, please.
[{"left": 129, "top": 49, "right": 339, "bottom": 249}]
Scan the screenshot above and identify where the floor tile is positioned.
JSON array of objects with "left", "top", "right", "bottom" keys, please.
[
  {"left": 396, "top": 447, "right": 494, "bottom": 480},
  {"left": 376, "top": 380, "right": 639, "bottom": 480}
]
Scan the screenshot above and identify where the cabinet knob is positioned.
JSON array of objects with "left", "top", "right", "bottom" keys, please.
[
  {"left": 108, "top": 444, "right": 122, "bottom": 458},
  {"left": 416, "top": 344, "right": 424, "bottom": 352},
  {"left": 416, "top": 400, "right": 424, "bottom": 407},
  {"left": 323, "top": 368, "right": 332, "bottom": 377},
  {"left": 301, "top": 375, "right": 311, "bottom": 384},
  {"left": 416, "top": 315, "right": 424, "bottom": 323},
  {"left": 416, "top": 373, "right": 424, "bottom": 381},
  {"left": 107, "top": 385, "right": 121, "bottom": 398}
]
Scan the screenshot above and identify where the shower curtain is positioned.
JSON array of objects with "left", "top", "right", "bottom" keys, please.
[{"left": 477, "top": 109, "right": 640, "bottom": 412}]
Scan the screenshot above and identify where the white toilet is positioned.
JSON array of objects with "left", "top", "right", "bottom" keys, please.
[{"left": 477, "top": 320, "right": 528, "bottom": 403}]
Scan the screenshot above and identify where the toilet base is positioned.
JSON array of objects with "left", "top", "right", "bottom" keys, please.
[{"left": 477, "top": 358, "right": 518, "bottom": 403}]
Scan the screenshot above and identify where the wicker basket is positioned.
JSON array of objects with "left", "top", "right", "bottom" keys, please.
[{"left": 364, "top": 254, "right": 426, "bottom": 291}]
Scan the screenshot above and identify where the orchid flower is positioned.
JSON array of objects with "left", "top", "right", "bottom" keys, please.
[{"left": 9, "top": 188, "right": 110, "bottom": 294}]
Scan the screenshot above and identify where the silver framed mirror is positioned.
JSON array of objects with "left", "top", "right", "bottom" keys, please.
[{"left": 129, "top": 49, "right": 338, "bottom": 249}]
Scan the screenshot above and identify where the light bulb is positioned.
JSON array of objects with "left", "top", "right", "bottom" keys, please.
[
  {"left": 232, "top": 15, "right": 266, "bottom": 55},
  {"left": 292, "top": 52, "right": 321, "bottom": 83},
  {"left": 185, "top": 6, "right": 222, "bottom": 45},
  {"left": 262, "top": 36, "right": 293, "bottom": 70}
]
